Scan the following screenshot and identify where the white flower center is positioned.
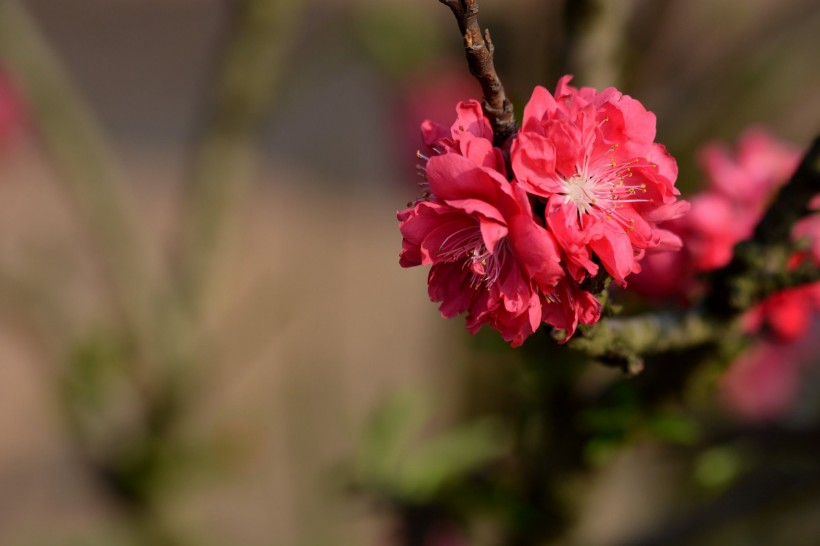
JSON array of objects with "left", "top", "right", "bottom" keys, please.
[
  {"left": 563, "top": 173, "right": 598, "bottom": 215},
  {"left": 559, "top": 150, "right": 656, "bottom": 233}
]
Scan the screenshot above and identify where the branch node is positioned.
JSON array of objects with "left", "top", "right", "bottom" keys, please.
[
  {"left": 484, "top": 28, "right": 494, "bottom": 54},
  {"left": 464, "top": 31, "right": 473, "bottom": 48}
]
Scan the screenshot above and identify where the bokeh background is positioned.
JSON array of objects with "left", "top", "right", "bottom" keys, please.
[{"left": 0, "top": 0, "right": 819, "bottom": 545}]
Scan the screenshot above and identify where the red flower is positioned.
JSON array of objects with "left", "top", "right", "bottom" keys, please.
[
  {"left": 511, "top": 76, "right": 685, "bottom": 286},
  {"left": 398, "top": 103, "right": 564, "bottom": 346}
]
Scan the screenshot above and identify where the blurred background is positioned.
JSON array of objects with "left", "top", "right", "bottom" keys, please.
[{"left": 0, "top": 0, "right": 818, "bottom": 545}]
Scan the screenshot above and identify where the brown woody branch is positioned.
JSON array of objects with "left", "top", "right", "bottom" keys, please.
[{"left": 439, "top": 0, "right": 517, "bottom": 148}]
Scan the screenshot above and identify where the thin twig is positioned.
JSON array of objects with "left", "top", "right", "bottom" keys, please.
[{"left": 439, "top": 0, "right": 517, "bottom": 147}]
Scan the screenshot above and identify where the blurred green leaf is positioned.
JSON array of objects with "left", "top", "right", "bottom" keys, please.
[
  {"left": 694, "top": 445, "right": 746, "bottom": 490},
  {"left": 583, "top": 437, "right": 621, "bottom": 467},
  {"left": 356, "top": 388, "right": 431, "bottom": 485},
  {"left": 62, "top": 331, "right": 131, "bottom": 416},
  {"left": 395, "top": 417, "right": 505, "bottom": 502},
  {"left": 355, "top": 389, "right": 506, "bottom": 504},
  {"left": 647, "top": 412, "right": 702, "bottom": 445}
]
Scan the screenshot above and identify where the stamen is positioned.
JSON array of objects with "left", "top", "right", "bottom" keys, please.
[
  {"left": 437, "top": 224, "right": 509, "bottom": 289},
  {"left": 562, "top": 146, "right": 655, "bottom": 224}
]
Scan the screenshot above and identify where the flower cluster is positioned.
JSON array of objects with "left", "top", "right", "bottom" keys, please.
[{"left": 398, "top": 77, "right": 686, "bottom": 346}]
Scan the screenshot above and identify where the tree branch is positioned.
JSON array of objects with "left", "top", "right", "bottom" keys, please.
[
  {"left": 439, "top": 0, "right": 517, "bottom": 147},
  {"left": 568, "top": 310, "right": 722, "bottom": 374}
]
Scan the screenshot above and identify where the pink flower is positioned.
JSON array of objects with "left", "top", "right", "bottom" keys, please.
[
  {"left": 398, "top": 103, "right": 565, "bottom": 346},
  {"left": 419, "top": 100, "right": 506, "bottom": 175},
  {"left": 511, "top": 76, "right": 685, "bottom": 286},
  {"left": 628, "top": 249, "right": 695, "bottom": 302}
]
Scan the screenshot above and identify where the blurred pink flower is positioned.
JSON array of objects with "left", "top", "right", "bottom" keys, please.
[
  {"left": 511, "top": 75, "right": 685, "bottom": 286},
  {"left": 0, "top": 68, "right": 25, "bottom": 148},
  {"left": 688, "top": 128, "right": 802, "bottom": 271},
  {"left": 721, "top": 342, "right": 803, "bottom": 422},
  {"left": 699, "top": 127, "right": 800, "bottom": 210},
  {"left": 722, "top": 319, "right": 820, "bottom": 423},
  {"left": 628, "top": 248, "right": 694, "bottom": 302}
]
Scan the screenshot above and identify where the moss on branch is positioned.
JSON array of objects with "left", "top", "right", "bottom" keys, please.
[{"left": 569, "top": 310, "right": 723, "bottom": 373}]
